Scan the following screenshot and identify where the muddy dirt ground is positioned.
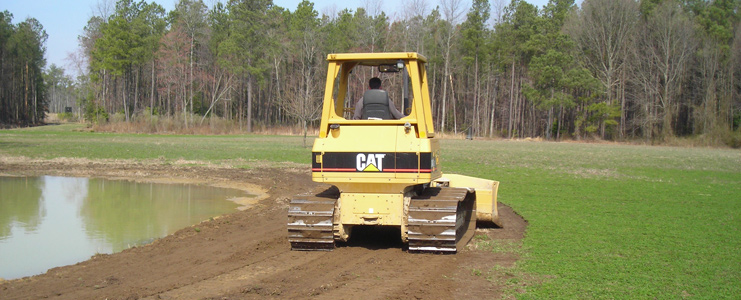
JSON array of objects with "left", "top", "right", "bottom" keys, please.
[{"left": 0, "top": 159, "right": 527, "bottom": 300}]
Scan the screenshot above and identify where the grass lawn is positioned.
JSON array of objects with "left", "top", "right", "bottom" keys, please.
[
  {"left": 443, "top": 139, "right": 740, "bottom": 299},
  {"left": 0, "top": 124, "right": 307, "bottom": 166},
  {"left": 2, "top": 124, "right": 739, "bottom": 298}
]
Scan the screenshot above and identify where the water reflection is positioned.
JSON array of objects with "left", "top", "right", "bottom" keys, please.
[
  {"left": 0, "top": 176, "right": 44, "bottom": 237},
  {"left": 0, "top": 176, "right": 245, "bottom": 280}
]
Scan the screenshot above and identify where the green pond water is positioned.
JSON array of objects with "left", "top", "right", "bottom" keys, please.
[{"left": 0, "top": 176, "right": 248, "bottom": 280}]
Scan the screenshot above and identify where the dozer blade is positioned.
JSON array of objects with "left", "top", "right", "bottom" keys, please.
[
  {"left": 287, "top": 187, "right": 339, "bottom": 251},
  {"left": 407, "top": 187, "right": 476, "bottom": 253}
]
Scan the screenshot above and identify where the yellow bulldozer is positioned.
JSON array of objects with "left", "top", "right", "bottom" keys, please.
[{"left": 288, "top": 52, "right": 501, "bottom": 253}]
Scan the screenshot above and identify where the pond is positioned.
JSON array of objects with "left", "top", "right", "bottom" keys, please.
[{"left": 0, "top": 175, "right": 250, "bottom": 280}]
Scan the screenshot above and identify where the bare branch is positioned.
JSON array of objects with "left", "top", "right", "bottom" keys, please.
[{"left": 440, "top": 0, "right": 464, "bottom": 25}]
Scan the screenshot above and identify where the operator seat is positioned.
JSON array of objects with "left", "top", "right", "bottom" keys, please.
[{"left": 361, "top": 89, "right": 392, "bottom": 120}]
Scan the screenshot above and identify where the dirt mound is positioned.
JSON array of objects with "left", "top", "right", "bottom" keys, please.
[{"left": 0, "top": 159, "right": 527, "bottom": 299}]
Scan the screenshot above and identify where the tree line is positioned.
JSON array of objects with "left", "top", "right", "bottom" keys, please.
[
  {"left": 8, "top": 0, "right": 741, "bottom": 143},
  {"left": 0, "top": 12, "right": 47, "bottom": 126}
]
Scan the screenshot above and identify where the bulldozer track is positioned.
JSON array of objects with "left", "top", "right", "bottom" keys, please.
[
  {"left": 287, "top": 187, "right": 339, "bottom": 251},
  {"left": 408, "top": 187, "right": 476, "bottom": 253}
]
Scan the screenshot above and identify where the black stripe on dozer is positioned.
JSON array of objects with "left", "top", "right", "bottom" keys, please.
[
  {"left": 313, "top": 152, "right": 432, "bottom": 171},
  {"left": 288, "top": 186, "right": 476, "bottom": 254}
]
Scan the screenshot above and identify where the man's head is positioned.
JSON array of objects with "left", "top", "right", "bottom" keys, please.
[{"left": 369, "top": 77, "right": 382, "bottom": 89}]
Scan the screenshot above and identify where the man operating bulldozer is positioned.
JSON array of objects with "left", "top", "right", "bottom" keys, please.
[{"left": 352, "top": 77, "right": 405, "bottom": 120}]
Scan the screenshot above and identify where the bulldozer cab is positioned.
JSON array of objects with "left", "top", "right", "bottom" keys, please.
[
  {"left": 317, "top": 53, "right": 436, "bottom": 140},
  {"left": 311, "top": 53, "right": 441, "bottom": 192}
]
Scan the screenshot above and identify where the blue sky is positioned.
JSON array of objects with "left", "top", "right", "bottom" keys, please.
[{"left": 2, "top": 0, "right": 552, "bottom": 74}]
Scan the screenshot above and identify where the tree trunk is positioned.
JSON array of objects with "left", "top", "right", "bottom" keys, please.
[
  {"left": 151, "top": 58, "right": 155, "bottom": 118},
  {"left": 473, "top": 55, "right": 479, "bottom": 136},
  {"left": 124, "top": 73, "right": 130, "bottom": 122},
  {"left": 247, "top": 76, "right": 253, "bottom": 133},
  {"left": 508, "top": 60, "right": 514, "bottom": 139},
  {"left": 489, "top": 76, "right": 496, "bottom": 137},
  {"left": 303, "top": 119, "right": 308, "bottom": 148},
  {"left": 450, "top": 74, "right": 457, "bottom": 134},
  {"left": 441, "top": 64, "right": 448, "bottom": 133},
  {"left": 103, "top": 69, "right": 107, "bottom": 114},
  {"left": 190, "top": 33, "right": 194, "bottom": 125},
  {"left": 25, "top": 62, "right": 28, "bottom": 124},
  {"left": 557, "top": 105, "right": 563, "bottom": 140},
  {"left": 134, "top": 68, "right": 140, "bottom": 119},
  {"left": 547, "top": 106, "right": 553, "bottom": 140},
  {"left": 620, "top": 68, "right": 626, "bottom": 139}
]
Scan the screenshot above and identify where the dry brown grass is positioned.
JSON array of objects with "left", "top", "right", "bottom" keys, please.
[
  {"left": 645, "top": 128, "right": 741, "bottom": 149},
  {"left": 92, "top": 113, "right": 316, "bottom": 136},
  {"left": 88, "top": 113, "right": 740, "bottom": 148}
]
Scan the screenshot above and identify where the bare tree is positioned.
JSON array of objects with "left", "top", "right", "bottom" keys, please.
[
  {"left": 280, "top": 29, "right": 323, "bottom": 147},
  {"left": 440, "top": 0, "right": 465, "bottom": 25},
  {"left": 279, "top": 3, "right": 324, "bottom": 146},
  {"left": 566, "top": 0, "right": 639, "bottom": 138},
  {"left": 173, "top": 0, "right": 208, "bottom": 127},
  {"left": 399, "top": 0, "right": 429, "bottom": 52},
  {"left": 629, "top": 35, "right": 661, "bottom": 140},
  {"left": 645, "top": 1, "right": 696, "bottom": 137},
  {"left": 491, "top": 0, "right": 506, "bottom": 25},
  {"left": 402, "top": 0, "right": 429, "bottom": 18},
  {"left": 363, "top": 0, "right": 384, "bottom": 17},
  {"left": 92, "top": 0, "right": 115, "bottom": 20},
  {"left": 65, "top": 51, "right": 87, "bottom": 79},
  {"left": 438, "top": 0, "right": 464, "bottom": 133},
  {"left": 320, "top": 4, "right": 339, "bottom": 21}
]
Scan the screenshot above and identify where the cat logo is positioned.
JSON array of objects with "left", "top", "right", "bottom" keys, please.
[{"left": 356, "top": 153, "right": 386, "bottom": 172}]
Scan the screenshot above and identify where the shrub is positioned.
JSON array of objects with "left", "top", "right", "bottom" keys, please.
[
  {"left": 84, "top": 103, "right": 109, "bottom": 124},
  {"left": 722, "top": 130, "right": 741, "bottom": 149},
  {"left": 57, "top": 112, "right": 78, "bottom": 122}
]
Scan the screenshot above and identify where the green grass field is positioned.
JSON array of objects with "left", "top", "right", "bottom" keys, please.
[
  {"left": 445, "top": 140, "right": 740, "bottom": 298},
  {"left": 0, "top": 124, "right": 307, "bottom": 166},
  {"left": 1, "top": 124, "right": 739, "bottom": 298}
]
